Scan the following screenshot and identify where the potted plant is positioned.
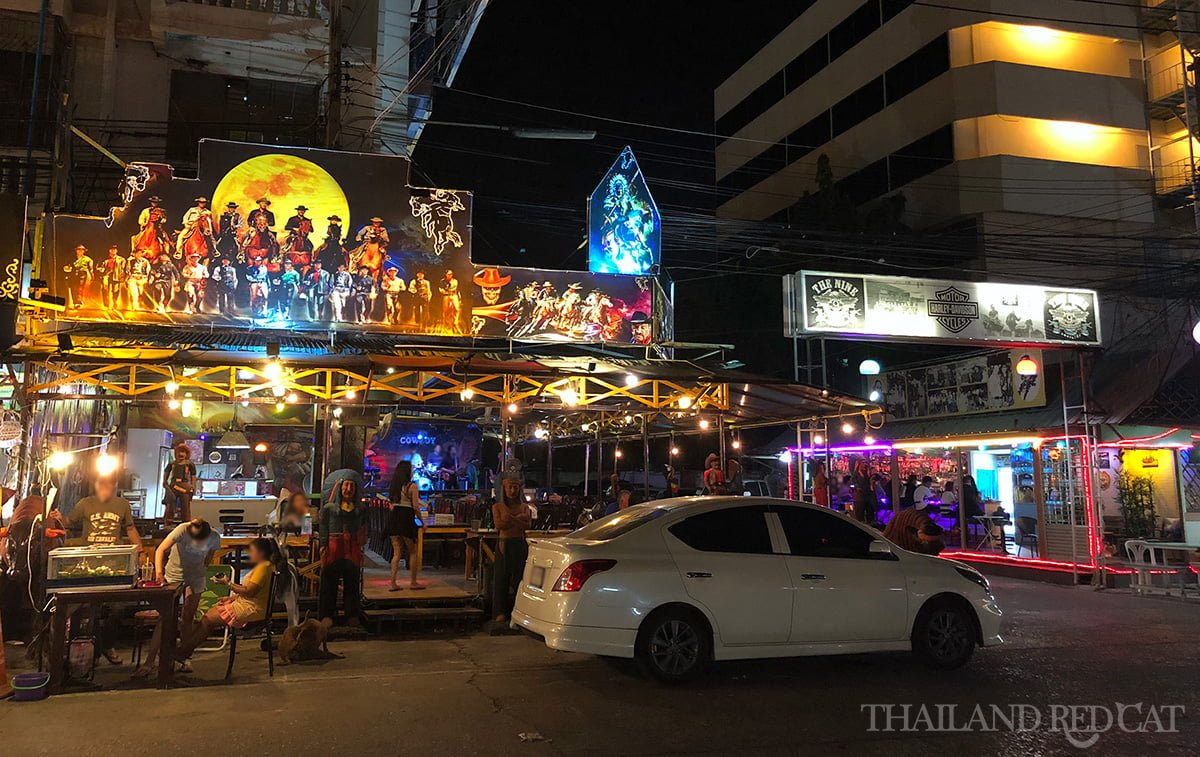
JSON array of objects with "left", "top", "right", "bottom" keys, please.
[{"left": 1116, "top": 471, "right": 1157, "bottom": 554}]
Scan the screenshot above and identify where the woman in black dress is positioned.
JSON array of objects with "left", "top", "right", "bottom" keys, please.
[{"left": 387, "top": 460, "right": 424, "bottom": 591}]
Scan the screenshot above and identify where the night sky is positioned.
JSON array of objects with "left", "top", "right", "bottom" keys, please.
[{"left": 414, "top": 2, "right": 801, "bottom": 366}]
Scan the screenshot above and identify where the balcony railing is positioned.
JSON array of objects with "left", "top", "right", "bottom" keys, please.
[
  {"left": 1155, "top": 156, "right": 1196, "bottom": 195},
  {"left": 1147, "top": 60, "right": 1186, "bottom": 104},
  {"left": 175, "top": 0, "right": 321, "bottom": 18}
]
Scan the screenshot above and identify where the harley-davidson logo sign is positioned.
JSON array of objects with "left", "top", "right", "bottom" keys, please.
[{"left": 926, "top": 286, "right": 979, "bottom": 333}]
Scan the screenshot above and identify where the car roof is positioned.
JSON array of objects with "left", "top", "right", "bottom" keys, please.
[{"left": 638, "top": 495, "right": 816, "bottom": 514}]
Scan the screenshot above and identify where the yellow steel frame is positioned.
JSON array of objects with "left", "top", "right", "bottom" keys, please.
[{"left": 24, "top": 360, "right": 731, "bottom": 411}]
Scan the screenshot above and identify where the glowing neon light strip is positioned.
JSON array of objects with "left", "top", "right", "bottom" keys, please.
[{"left": 790, "top": 444, "right": 894, "bottom": 455}]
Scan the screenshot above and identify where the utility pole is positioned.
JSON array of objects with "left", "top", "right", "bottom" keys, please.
[{"left": 325, "top": 0, "right": 343, "bottom": 149}]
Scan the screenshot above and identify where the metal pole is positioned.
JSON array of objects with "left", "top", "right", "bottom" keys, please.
[
  {"left": 545, "top": 432, "right": 554, "bottom": 491},
  {"left": 23, "top": 0, "right": 50, "bottom": 197},
  {"left": 325, "top": 0, "right": 343, "bottom": 148},
  {"left": 795, "top": 422, "right": 803, "bottom": 501},
  {"left": 718, "top": 414, "right": 726, "bottom": 474},
  {"left": 641, "top": 415, "right": 650, "bottom": 500},
  {"left": 1061, "top": 357, "right": 1078, "bottom": 583},
  {"left": 583, "top": 441, "right": 591, "bottom": 496},
  {"left": 956, "top": 449, "right": 966, "bottom": 552},
  {"left": 595, "top": 423, "right": 603, "bottom": 492}
]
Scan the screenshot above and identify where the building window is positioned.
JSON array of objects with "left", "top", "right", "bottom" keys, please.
[
  {"left": 784, "top": 36, "right": 829, "bottom": 95},
  {"left": 888, "top": 125, "right": 955, "bottom": 188},
  {"left": 885, "top": 34, "right": 950, "bottom": 106},
  {"left": 167, "top": 71, "right": 320, "bottom": 161},
  {"left": 840, "top": 156, "right": 890, "bottom": 205},
  {"left": 830, "top": 2, "right": 881, "bottom": 59},
  {"left": 787, "top": 112, "right": 832, "bottom": 164},
  {"left": 832, "top": 76, "right": 885, "bottom": 135},
  {"left": 716, "top": 71, "right": 786, "bottom": 137},
  {"left": 717, "top": 142, "right": 787, "bottom": 194}
]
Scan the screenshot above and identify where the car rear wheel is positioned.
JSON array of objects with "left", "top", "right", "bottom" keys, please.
[
  {"left": 636, "top": 607, "right": 711, "bottom": 683},
  {"left": 912, "top": 599, "right": 976, "bottom": 670}
]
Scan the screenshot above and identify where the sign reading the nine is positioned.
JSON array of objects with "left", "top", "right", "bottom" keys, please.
[{"left": 785, "top": 271, "right": 1101, "bottom": 347}]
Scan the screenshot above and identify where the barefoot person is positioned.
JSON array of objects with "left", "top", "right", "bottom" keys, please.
[
  {"left": 386, "top": 460, "right": 425, "bottom": 591},
  {"left": 176, "top": 538, "right": 279, "bottom": 660},
  {"left": 491, "top": 473, "right": 531, "bottom": 626},
  {"left": 135, "top": 518, "right": 220, "bottom": 676}
]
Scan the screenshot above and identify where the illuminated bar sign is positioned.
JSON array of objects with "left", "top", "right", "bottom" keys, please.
[
  {"left": 785, "top": 271, "right": 1101, "bottom": 347},
  {"left": 40, "top": 140, "right": 669, "bottom": 346},
  {"left": 588, "top": 146, "right": 660, "bottom": 276}
]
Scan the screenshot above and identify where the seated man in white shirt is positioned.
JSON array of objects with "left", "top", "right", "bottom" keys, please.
[{"left": 912, "top": 476, "right": 935, "bottom": 509}]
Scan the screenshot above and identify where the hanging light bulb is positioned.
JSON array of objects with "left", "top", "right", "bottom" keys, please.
[
  {"left": 254, "top": 442, "right": 269, "bottom": 453},
  {"left": 275, "top": 402, "right": 285, "bottom": 412},
  {"left": 286, "top": 392, "right": 298, "bottom": 403},
  {"left": 332, "top": 407, "right": 343, "bottom": 418},
  {"left": 624, "top": 414, "right": 634, "bottom": 424},
  {"left": 165, "top": 381, "right": 179, "bottom": 395},
  {"left": 581, "top": 422, "right": 590, "bottom": 432},
  {"left": 731, "top": 439, "right": 741, "bottom": 450},
  {"left": 47, "top": 450, "right": 74, "bottom": 470},
  {"left": 841, "top": 421, "right": 854, "bottom": 434},
  {"left": 869, "top": 389, "right": 882, "bottom": 402},
  {"left": 560, "top": 387, "right": 578, "bottom": 407},
  {"left": 95, "top": 452, "right": 119, "bottom": 477},
  {"left": 813, "top": 434, "right": 824, "bottom": 445},
  {"left": 864, "top": 435, "right": 876, "bottom": 445},
  {"left": 670, "top": 446, "right": 680, "bottom": 456},
  {"left": 272, "top": 384, "right": 286, "bottom": 397},
  {"left": 858, "top": 359, "right": 881, "bottom": 376},
  {"left": 264, "top": 361, "right": 283, "bottom": 380},
  {"left": 345, "top": 388, "right": 357, "bottom": 400},
  {"left": 181, "top": 394, "right": 195, "bottom": 417},
  {"left": 168, "top": 399, "right": 180, "bottom": 410},
  {"left": 1015, "top": 355, "right": 1039, "bottom": 377},
  {"left": 385, "top": 366, "right": 395, "bottom": 375},
  {"left": 678, "top": 395, "right": 693, "bottom": 410},
  {"left": 460, "top": 386, "right": 476, "bottom": 401},
  {"left": 507, "top": 402, "right": 519, "bottom": 414},
  {"left": 699, "top": 418, "right": 710, "bottom": 430},
  {"left": 241, "top": 399, "right": 250, "bottom": 407},
  {"left": 624, "top": 373, "right": 638, "bottom": 388},
  {"left": 614, "top": 448, "right": 624, "bottom": 458}
]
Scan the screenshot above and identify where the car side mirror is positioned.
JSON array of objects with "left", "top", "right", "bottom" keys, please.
[{"left": 868, "top": 539, "right": 892, "bottom": 555}]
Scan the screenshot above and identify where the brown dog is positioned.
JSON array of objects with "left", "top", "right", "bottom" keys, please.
[{"left": 278, "top": 617, "right": 338, "bottom": 664}]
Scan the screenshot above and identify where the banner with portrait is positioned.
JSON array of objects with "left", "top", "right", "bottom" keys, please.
[{"left": 878, "top": 349, "right": 1046, "bottom": 421}]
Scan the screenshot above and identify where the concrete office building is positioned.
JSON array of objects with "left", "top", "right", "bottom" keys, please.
[
  {"left": 714, "top": 0, "right": 1200, "bottom": 288},
  {"left": 0, "top": 0, "right": 484, "bottom": 211}
]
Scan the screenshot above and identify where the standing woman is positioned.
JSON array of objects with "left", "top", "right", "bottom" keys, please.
[
  {"left": 387, "top": 460, "right": 425, "bottom": 591},
  {"left": 491, "top": 473, "right": 531, "bottom": 627}
]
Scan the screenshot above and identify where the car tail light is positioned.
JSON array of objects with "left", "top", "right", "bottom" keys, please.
[{"left": 552, "top": 560, "right": 617, "bottom": 592}]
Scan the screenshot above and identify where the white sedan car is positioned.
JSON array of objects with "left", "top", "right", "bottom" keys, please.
[{"left": 511, "top": 497, "right": 1002, "bottom": 682}]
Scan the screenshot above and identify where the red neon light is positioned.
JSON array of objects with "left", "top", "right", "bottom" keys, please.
[
  {"left": 1096, "top": 427, "right": 1181, "bottom": 447},
  {"left": 942, "top": 551, "right": 1200, "bottom": 576},
  {"left": 787, "top": 456, "right": 794, "bottom": 501}
]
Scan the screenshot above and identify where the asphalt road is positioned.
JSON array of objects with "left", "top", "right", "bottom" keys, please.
[{"left": 2, "top": 577, "right": 1198, "bottom": 756}]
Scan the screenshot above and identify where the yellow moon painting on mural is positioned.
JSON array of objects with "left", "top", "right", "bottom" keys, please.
[{"left": 212, "top": 154, "right": 351, "bottom": 236}]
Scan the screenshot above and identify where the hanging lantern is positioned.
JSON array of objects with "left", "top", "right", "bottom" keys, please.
[
  {"left": 1015, "top": 355, "right": 1039, "bottom": 377},
  {"left": 858, "top": 359, "right": 881, "bottom": 375}
]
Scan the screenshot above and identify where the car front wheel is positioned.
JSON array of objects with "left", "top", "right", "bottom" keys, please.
[
  {"left": 636, "top": 607, "right": 711, "bottom": 683},
  {"left": 912, "top": 599, "right": 977, "bottom": 670}
]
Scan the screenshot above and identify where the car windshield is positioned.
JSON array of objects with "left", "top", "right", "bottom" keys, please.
[{"left": 569, "top": 505, "right": 668, "bottom": 541}]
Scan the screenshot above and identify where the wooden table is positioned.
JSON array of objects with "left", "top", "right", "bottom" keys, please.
[
  {"left": 48, "top": 583, "right": 183, "bottom": 693},
  {"left": 416, "top": 525, "right": 469, "bottom": 571},
  {"left": 215, "top": 535, "right": 311, "bottom": 580}
]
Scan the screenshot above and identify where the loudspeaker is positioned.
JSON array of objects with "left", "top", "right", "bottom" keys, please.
[{"left": 57, "top": 333, "right": 73, "bottom": 352}]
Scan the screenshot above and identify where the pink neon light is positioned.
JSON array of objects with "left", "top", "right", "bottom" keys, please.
[
  {"left": 1098, "top": 427, "right": 1181, "bottom": 446},
  {"left": 792, "top": 444, "right": 894, "bottom": 455},
  {"left": 941, "top": 551, "right": 1200, "bottom": 577}
]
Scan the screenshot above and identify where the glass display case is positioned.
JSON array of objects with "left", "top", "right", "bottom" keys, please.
[{"left": 46, "top": 545, "right": 140, "bottom": 590}]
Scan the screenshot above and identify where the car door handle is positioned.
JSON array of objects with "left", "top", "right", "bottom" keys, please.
[
  {"left": 800, "top": 573, "right": 826, "bottom": 581},
  {"left": 685, "top": 571, "right": 712, "bottom": 579}
]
